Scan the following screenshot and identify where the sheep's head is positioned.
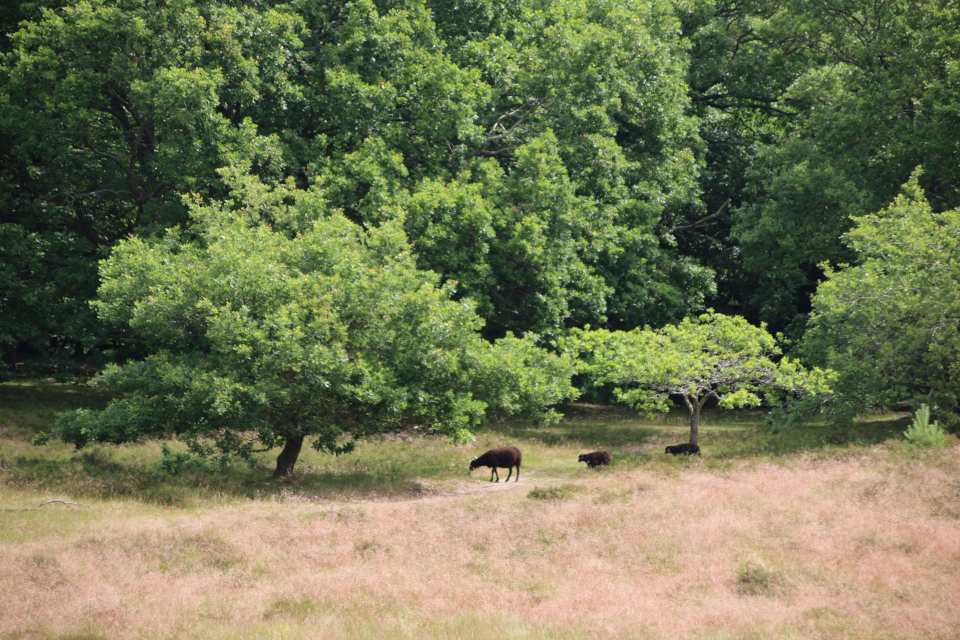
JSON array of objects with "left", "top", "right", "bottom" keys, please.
[
  {"left": 469, "top": 458, "right": 479, "bottom": 471},
  {"left": 578, "top": 454, "right": 586, "bottom": 462}
]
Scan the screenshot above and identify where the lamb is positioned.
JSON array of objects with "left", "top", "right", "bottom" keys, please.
[
  {"left": 469, "top": 446, "right": 522, "bottom": 482},
  {"left": 665, "top": 443, "right": 701, "bottom": 455},
  {"left": 578, "top": 451, "right": 611, "bottom": 468}
]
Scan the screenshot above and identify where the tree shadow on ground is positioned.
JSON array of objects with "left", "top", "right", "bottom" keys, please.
[{"left": 1, "top": 383, "right": 913, "bottom": 506}]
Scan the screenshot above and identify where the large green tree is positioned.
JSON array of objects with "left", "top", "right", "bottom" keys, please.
[
  {"left": 43, "top": 185, "right": 577, "bottom": 477},
  {"left": 300, "top": 0, "right": 708, "bottom": 335},
  {"left": 661, "top": 0, "right": 960, "bottom": 340},
  {"left": 801, "top": 173, "right": 960, "bottom": 428},
  {"left": 2, "top": 0, "right": 713, "bottom": 378}
]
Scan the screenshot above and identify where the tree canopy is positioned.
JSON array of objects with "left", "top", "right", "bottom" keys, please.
[
  {"left": 1, "top": 0, "right": 713, "bottom": 377},
  {"left": 3, "top": 0, "right": 960, "bottom": 429}
]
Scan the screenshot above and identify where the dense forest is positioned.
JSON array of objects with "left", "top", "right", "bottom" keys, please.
[{"left": 2, "top": 0, "right": 959, "bottom": 462}]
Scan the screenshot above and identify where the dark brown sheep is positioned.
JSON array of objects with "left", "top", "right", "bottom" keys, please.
[
  {"left": 578, "top": 451, "right": 611, "bottom": 468},
  {"left": 665, "top": 443, "right": 701, "bottom": 455},
  {"left": 469, "top": 447, "right": 522, "bottom": 482}
]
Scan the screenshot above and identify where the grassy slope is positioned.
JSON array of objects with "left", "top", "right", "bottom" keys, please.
[{"left": 2, "top": 379, "right": 959, "bottom": 639}]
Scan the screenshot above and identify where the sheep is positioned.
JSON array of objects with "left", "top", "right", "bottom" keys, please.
[
  {"left": 469, "top": 446, "right": 522, "bottom": 482},
  {"left": 578, "top": 451, "right": 611, "bottom": 468},
  {"left": 665, "top": 443, "right": 701, "bottom": 456}
]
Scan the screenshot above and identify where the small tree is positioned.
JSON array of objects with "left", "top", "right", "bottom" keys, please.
[
  {"left": 566, "top": 312, "right": 831, "bottom": 445},
  {"left": 39, "top": 188, "right": 576, "bottom": 477},
  {"left": 903, "top": 404, "right": 947, "bottom": 450}
]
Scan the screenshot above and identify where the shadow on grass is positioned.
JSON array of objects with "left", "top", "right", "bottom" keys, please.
[
  {"left": 486, "top": 403, "right": 909, "bottom": 463},
  {"left": 1, "top": 379, "right": 912, "bottom": 505},
  {"left": 480, "top": 404, "right": 665, "bottom": 449},
  {"left": 0, "top": 377, "right": 115, "bottom": 415},
  {"left": 0, "top": 377, "right": 118, "bottom": 443},
  {"left": 2, "top": 444, "right": 451, "bottom": 507}
]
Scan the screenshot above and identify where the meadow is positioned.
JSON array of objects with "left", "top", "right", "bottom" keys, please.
[{"left": 2, "top": 379, "right": 959, "bottom": 639}]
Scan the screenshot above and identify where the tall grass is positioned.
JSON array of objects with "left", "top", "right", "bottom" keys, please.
[{"left": 2, "top": 378, "right": 958, "bottom": 639}]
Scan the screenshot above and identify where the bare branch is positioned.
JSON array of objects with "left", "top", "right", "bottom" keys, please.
[
  {"left": 2, "top": 499, "right": 98, "bottom": 512},
  {"left": 77, "top": 189, "right": 133, "bottom": 199},
  {"left": 82, "top": 133, "right": 126, "bottom": 170},
  {"left": 667, "top": 187, "right": 738, "bottom": 235},
  {"left": 465, "top": 97, "right": 543, "bottom": 160}
]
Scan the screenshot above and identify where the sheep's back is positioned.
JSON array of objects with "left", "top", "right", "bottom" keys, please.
[{"left": 478, "top": 446, "right": 521, "bottom": 466}]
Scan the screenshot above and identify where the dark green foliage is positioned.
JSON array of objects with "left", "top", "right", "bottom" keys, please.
[
  {"left": 0, "top": 0, "right": 305, "bottom": 374},
  {"left": 731, "top": 0, "right": 960, "bottom": 335},
  {"left": 1, "top": 0, "right": 709, "bottom": 377},
  {"left": 801, "top": 174, "right": 960, "bottom": 429},
  {"left": 1, "top": 0, "right": 959, "bottom": 431}
]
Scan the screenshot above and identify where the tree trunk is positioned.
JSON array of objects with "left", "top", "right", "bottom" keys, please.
[
  {"left": 274, "top": 435, "right": 304, "bottom": 478},
  {"left": 689, "top": 402, "right": 701, "bottom": 446},
  {"left": 681, "top": 393, "right": 702, "bottom": 446}
]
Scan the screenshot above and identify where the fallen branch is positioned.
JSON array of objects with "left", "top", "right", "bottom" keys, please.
[{"left": 2, "top": 500, "right": 99, "bottom": 512}]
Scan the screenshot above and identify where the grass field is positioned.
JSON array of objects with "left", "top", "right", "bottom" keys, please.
[{"left": 2, "top": 379, "right": 959, "bottom": 639}]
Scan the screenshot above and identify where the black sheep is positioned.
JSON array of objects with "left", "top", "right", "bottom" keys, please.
[
  {"left": 665, "top": 443, "right": 701, "bottom": 456},
  {"left": 578, "top": 451, "right": 611, "bottom": 468},
  {"left": 469, "top": 447, "right": 522, "bottom": 482}
]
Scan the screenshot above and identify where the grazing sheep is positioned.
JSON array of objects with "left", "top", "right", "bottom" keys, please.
[
  {"left": 469, "top": 447, "right": 522, "bottom": 482},
  {"left": 578, "top": 451, "right": 611, "bottom": 468},
  {"left": 665, "top": 443, "right": 701, "bottom": 456}
]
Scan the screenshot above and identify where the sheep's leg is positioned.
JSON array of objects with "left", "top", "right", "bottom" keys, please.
[
  {"left": 491, "top": 468, "right": 498, "bottom": 482},
  {"left": 515, "top": 464, "right": 520, "bottom": 481},
  {"left": 505, "top": 466, "right": 513, "bottom": 482}
]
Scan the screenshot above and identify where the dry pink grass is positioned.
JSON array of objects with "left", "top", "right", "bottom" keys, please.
[{"left": 3, "top": 448, "right": 960, "bottom": 639}]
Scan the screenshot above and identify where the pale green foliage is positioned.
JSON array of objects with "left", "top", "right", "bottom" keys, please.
[
  {"left": 903, "top": 405, "right": 946, "bottom": 450},
  {"left": 45, "top": 188, "right": 576, "bottom": 474},
  {"left": 802, "top": 172, "right": 960, "bottom": 427},
  {"left": 565, "top": 312, "right": 832, "bottom": 442}
]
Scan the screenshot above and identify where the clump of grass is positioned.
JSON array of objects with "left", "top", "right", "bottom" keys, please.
[
  {"left": 736, "top": 559, "right": 785, "bottom": 596},
  {"left": 594, "top": 487, "right": 637, "bottom": 504},
  {"left": 354, "top": 540, "right": 389, "bottom": 558},
  {"left": 53, "top": 632, "right": 109, "bottom": 640},
  {"left": 155, "top": 532, "right": 238, "bottom": 573},
  {"left": 262, "top": 598, "right": 319, "bottom": 621},
  {"left": 527, "top": 484, "right": 578, "bottom": 500}
]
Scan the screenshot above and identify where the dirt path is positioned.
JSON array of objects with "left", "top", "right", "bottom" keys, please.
[
  {"left": 440, "top": 444, "right": 663, "bottom": 497},
  {"left": 447, "top": 468, "right": 546, "bottom": 496}
]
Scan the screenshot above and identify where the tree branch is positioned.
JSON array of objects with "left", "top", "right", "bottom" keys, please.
[
  {"left": 667, "top": 186, "right": 738, "bottom": 235},
  {"left": 2, "top": 499, "right": 98, "bottom": 512},
  {"left": 465, "top": 97, "right": 543, "bottom": 160}
]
